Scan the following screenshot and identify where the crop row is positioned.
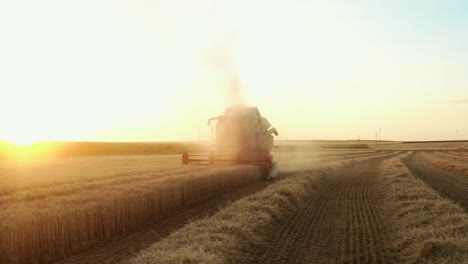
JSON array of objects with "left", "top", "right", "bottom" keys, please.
[
  {"left": 423, "top": 152, "right": 468, "bottom": 177},
  {"left": 381, "top": 154, "right": 468, "bottom": 263},
  {"left": 0, "top": 165, "right": 262, "bottom": 264}
]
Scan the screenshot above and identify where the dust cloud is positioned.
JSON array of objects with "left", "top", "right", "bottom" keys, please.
[{"left": 207, "top": 43, "right": 245, "bottom": 107}]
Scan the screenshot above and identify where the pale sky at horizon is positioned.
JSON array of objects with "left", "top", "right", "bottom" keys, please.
[{"left": 1, "top": 0, "right": 467, "bottom": 144}]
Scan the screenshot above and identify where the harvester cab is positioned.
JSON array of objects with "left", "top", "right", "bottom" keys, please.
[{"left": 182, "top": 106, "right": 279, "bottom": 180}]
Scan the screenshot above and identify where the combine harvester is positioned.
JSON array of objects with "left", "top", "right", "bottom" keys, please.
[{"left": 182, "top": 106, "right": 279, "bottom": 179}]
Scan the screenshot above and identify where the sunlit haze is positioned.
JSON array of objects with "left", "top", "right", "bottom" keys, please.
[{"left": 1, "top": 0, "right": 468, "bottom": 144}]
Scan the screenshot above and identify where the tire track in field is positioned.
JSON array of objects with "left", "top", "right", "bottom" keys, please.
[
  {"left": 403, "top": 152, "right": 468, "bottom": 211},
  {"left": 253, "top": 159, "right": 393, "bottom": 264}
]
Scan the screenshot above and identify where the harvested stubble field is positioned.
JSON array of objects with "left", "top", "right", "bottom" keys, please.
[
  {"left": 382, "top": 154, "right": 468, "bottom": 263},
  {"left": 403, "top": 152, "right": 468, "bottom": 211},
  {"left": 434, "top": 151, "right": 468, "bottom": 163},
  {"left": 429, "top": 151, "right": 468, "bottom": 177},
  {"left": 126, "top": 151, "right": 468, "bottom": 264},
  {"left": 0, "top": 147, "right": 384, "bottom": 264},
  {"left": 251, "top": 158, "right": 394, "bottom": 263},
  {"left": 2, "top": 146, "right": 468, "bottom": 264}
]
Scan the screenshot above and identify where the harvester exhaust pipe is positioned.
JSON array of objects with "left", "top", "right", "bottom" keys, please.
[{"left": 268, "top": 128, "right": 279, "bottom": 136}]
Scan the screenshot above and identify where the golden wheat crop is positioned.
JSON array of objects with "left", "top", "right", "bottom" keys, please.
[{"left": 0, "top": 156, "right": 262, "bottom": 264}]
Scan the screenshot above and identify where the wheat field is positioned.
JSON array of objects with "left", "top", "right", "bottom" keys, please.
[
  {"left": 126, "top": 152, "right": 468, "bottom": 264},
  {"left": 2, "top": 145, "right": 468, "bottom": 263}
]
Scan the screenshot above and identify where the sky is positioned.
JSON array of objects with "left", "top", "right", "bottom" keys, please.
[{"left": 1, "top": 0, "right": 467, "bottom": 144}]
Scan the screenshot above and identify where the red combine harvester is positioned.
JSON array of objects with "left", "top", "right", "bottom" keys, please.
[{"left": 182, "top": 106, "right": 279, "bottom": 179}]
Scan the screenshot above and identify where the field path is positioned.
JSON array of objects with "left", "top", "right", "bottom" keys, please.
[
  {"left": 57, "top": 179, "right": 277, "bottom": 264},
  {"left": 252, "top": 159, "right": 394, "bottom": 264},
  {"left": 403, "top": 152, "right": 468, "bottom": 211}
]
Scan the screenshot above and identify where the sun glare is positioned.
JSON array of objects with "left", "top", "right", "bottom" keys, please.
[
  {"left": 1, "top": 139, "right": 58, "bottom": 159},
  {"left": 5, "top": 137, "right": 38, "bottom": 147}
]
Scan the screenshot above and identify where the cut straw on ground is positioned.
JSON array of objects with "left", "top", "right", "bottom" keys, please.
[
  {"left": 381, "top": 153, "right": 468, "bottom": 263},
  {"left": 422, "top": 152, "right": 468, "bottom": 177}
]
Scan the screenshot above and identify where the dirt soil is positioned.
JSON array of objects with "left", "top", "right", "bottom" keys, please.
[
  {"left": 403, "top": 152, "right": 468, "bottom": 211},
  {"left": 251, "top": 159, "right": 395, "bottom": 264},
  {"left": 57, "top": 179, "right": 276, "bottom": 264}
]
